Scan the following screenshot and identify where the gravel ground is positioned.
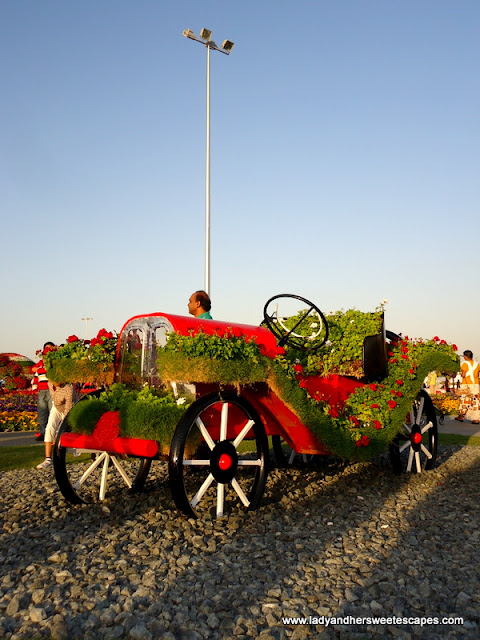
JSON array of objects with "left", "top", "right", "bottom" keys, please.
[{"left": 0, "top": 445, "right": 479, "bottom": 640}]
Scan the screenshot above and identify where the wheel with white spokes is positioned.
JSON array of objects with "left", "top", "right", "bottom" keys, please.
[
  {"left": 169, "top": 392, "right": 269, "bottom": 518},
  {"left": 389, "top": 390, "right": 438, "bottom": 474},
  {"left": 53, "top": 416, "right": 152, "bottom": 505}
]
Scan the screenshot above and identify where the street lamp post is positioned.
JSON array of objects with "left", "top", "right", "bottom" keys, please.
[
  {"left": 81, "top": 317, "right": 93, "bottom": 340},
  {"left": 182, "top": 28, "right": 234, "bottom": 296}
]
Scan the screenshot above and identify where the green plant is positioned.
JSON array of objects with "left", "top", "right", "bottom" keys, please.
[
  {"left": 67, "top": 384, "right": 193, "bottom": 448},
  {"left": 44, "top": 329, "right": 117, "bottom": 384}
]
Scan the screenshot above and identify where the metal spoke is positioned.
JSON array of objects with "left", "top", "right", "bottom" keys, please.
[
  {"left": 400, "top": 440, "right": 412, "bottom": 454},
  {"left": 73, "top": 451, "right": 107, "bottom": 490},
  {"left": 237, "top": 459, "right": 262, "bottom": 466},
  {"left": 196, "top": 417, "right": 216, "bottom": 450},
  {"left": 421, "top": 421, "right": 433, "bottom": 434},
  {"left": 110, "top": 457, "right": 133, "bottom": 488},
  {"left": 191, "top": 473, "right": 214, "bottom": 508},
  {"left": 220, "top": 403, "right": 229, "bottom": 441},
  {"left": 216, "top": 482, "right": 225, "bottom": 517},
  {"left": 415, "top": 451, "right": 421, "bottom": 473},
  {"left": 233, "top": 419, "right": 255, "bottom": 447},
  {"left": 420, "top": 444, "right": 432, "bottom": 459},
  {"left": 231, "top": 478, "right": 250, "bottom": 507},
  {"left": 183, "top": 459, "right": 210, "bottom": 466},
  {"left": 406, "top": 447, "right": 414, "bottom": 472},
  {"left": 99, "top": 454, "right": 110, "bottom": 501}
]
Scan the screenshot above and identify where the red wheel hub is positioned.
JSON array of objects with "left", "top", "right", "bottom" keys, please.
[
  {"left": 218, "top": 453, "right": 233, "bottom": 471},
  {"left": 412, "top": 432, "right": 422, "bottom": 444}
]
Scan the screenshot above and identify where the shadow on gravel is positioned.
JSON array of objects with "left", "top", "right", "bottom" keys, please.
[{"left": 1, "top": 447, "right": 478, "bottom": 640}]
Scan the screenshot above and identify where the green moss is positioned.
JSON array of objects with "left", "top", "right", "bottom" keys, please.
[
  {"left": 156, "top": 352, "right": 269, "bottom": 385},
  {"left": 68, "top": 399, "right": 109, "bottom": 434}
]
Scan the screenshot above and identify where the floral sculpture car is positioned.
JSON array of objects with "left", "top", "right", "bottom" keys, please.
[{"left": 47, "top": 294, "right": 459, "bottom": 519}]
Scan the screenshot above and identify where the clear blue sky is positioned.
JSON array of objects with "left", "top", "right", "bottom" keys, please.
[{"left": 1, "top": 0, "right": 478, "bottom": 361}]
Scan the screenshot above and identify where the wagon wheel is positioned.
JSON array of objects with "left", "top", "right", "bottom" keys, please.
[
  {"left": 169, "top": 391, "right": 269, "bottom": 518},
  {"left": 53, "top": 415, "right": 152, "bottom": 505},
  {"left": 272, "top": 435, "right": 314, "bottom": 466},
  {"left": 263, "top": 294, "right": 329, "bottom": 351},
  {"left": 389, "top": 390, "right": 438, "bottom": 474}
]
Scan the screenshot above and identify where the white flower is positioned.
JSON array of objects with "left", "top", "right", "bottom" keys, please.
[
  {"left": 310, "top": 322, "right": 318, "bottom": 328},
  {"left": 176, "top": 397, "right": 186, "bottom": 405},
  {"left": 382, "top": 299, "right": 388, "bottom": 305}
]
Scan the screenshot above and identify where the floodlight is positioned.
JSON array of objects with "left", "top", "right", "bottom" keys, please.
[
  {"left": 182, "top": 29, "right": 196, "bottom": 40},
  {"left": 199, "top": 28, "right": 212, "bottom": 42},
  {"left": 222, "top": 40, "right": 234, "bottom": 53}
]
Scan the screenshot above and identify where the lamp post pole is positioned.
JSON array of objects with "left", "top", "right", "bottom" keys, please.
[
  {"left": 81, "top": 317, "right": 93, "bottom": 340},
  {"left": 205, "top": 42, "right": 211, "bottom": 296},
  {"left": 182, "top": 28, "right": 234, "bottom": 297}
]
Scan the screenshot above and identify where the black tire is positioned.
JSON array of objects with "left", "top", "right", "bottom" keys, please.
[
  {"left": 389, "top": 390, "right": 438, "bottom": 475},
  {"left": 53, "top": 412, "right": 152, "bottom": 505},
  {"left": 169, "top": 391, "right": 269, "bottom": 518}
]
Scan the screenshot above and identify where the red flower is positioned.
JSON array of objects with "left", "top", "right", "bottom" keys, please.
[
  {"left": 373, "top": 420, "right": 382, "bottom": 430},
  {"left": 90, "top": 337, "right": 103, "bottom": 347},
  {"left": 409, "top": 368, "right": 415, "bottom": 374},
  {"left": 440, "top": 340, "right": 446, "bottom": 345},
  {"left": 452, "top": 344, "right": 458, "bottom": 351},
  {"left": 294, "top": 364, "right": 304, "bottom": 373},
  {"left": 299, "top": 379, "right": 308, "bottom": 389},
  {"left": 67, "top": 335, "right": 79, "bottom": 343},
  {"left": 355, "top": 435, "right": 370, "bottom": 447},
  {"left": 370, "top": 404, "right": 379, "bottom": 409},
  {"left": 396, "top": 380, "right": 403, "bottom": 386},
  {"left": 387, "top": 400, "right": 397, "bottom": 409},
  {"left": 401, "top": 355, "right": 409, "bottom": 360},
  {"left": 433, "top": 336, "right": 440, "bottom": 342},
  {"left": 369, "top": 383, "right": 377, "bottom": 391},
  {"left": 348, "top": 416, "right": 360, "bottom": 426},
  {"left": 389, "top": 358, "right": 398, "bottom": 363},
  {"left": 328, "top": 408, "right": 339, "bottom": 418}
]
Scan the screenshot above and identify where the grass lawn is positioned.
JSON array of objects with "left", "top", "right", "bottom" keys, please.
[{"left": 0, "top": 446, "right": 91, "bottom": 472}]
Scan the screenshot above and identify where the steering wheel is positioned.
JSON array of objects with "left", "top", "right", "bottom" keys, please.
[{"left": 263, "top": 294, "right": 329, "bottom": 352}]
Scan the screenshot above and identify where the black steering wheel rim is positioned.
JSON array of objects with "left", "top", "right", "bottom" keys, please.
[{"left": 263, "top": 294, "right": 329, "bottom": 352}]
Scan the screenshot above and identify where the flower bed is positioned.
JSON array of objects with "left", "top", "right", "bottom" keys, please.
[
  {"left": 0, "top": 393, "right": 37, "bottom": 432},
  {"left": 431, "top": 393, "right": 461, "bottom": 415}
]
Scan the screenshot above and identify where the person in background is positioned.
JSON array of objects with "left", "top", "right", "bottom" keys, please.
[
  {"left": 427, "top": 371, "right": 437, "bottom": 396},
  {"left": 36, "top": 380, "right": 78, "bottom": 469},
  {"left": 187, "top": 290, "right": 212, "bottom": 319},
  {"left": 455, "top": 350, "right": 480, "bottom": 424},
  {"left": 31, "top": 342, "right": 56, "bottom": 442}
]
